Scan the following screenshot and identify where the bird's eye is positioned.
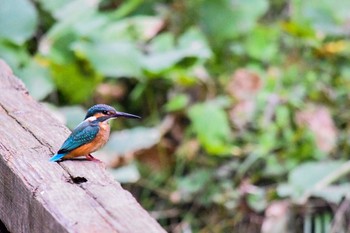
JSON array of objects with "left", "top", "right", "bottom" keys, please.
[{"left": 102, "top": 110, "right": 108, "bottom": 115}]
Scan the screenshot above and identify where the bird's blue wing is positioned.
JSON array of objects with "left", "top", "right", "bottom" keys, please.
[{"left": 57, "top": 121, "right": 100, "bottom": 154}]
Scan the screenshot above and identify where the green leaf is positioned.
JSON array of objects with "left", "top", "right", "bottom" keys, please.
[
  {"left": 142, "top": 50, "right": 183, "bottom": 73},
  {"left": 37, "top": 0, "right": 71, "bottom": 17},
  {"left": 99, "top": 16, "right": 163, "bottom": 42},
  {"left": 0, "top": 42, "right": 30, "bottom": 71},
  {"left": 165, "top": 94, "right": 190, "bottom": 112},
  {"left": 289, "top": 161, "right": 342, "bottom": 191},
  {"left": 188, "top": 101, "right": 232, "bottom": 155},
  {"left": 53, "top": 0, "right": 98, "bottom": 21},
  {"left": 312, "top": 184, "right": 350, "bottom": 204},
  {"left": 0, "top": 0, "right": 38, "bottom": 44},
  {"left": 277, "top": 161, "right": 344, "bottom": 200},
  {"left": 176, "top": 169, "right": 212, "bottom": 201},
  {"left": 143, "top": 28, "right": 211, "bottom": 73},
  {"left": 148, "top": 33, "right": 175, "bottom": 52},
  {"left": 244, "top": 26, "right": 279, "bottom": 62},
  {"left": 104, "top": 127, "right": 161, "bottom": 155},
  {"left": 73, "top": 41, "right": 143, "bottom": 78},
  {"left": 41, "top": 0, "right": 100, "bottom": 64},
  {"left": 17, "top": 60, "right": 54, "bottom": 100},
  {"left": 108, "top": 163, "right": 140, "bottom": 183},
  {"left": 199, "top": 0, "right": 268, "bottom": 43},
  {"left": 59, "top": 105, "right": 86, "bottom": 129},
  {"left": 291, "top": 0, "right": 350, "bottom": 35},
  {"left": 73, "top": 14, "right": 109, "bottom": 38},
  {"left": 142, "top": 32, "right": 181, "bottom": 72},
  {"left": 51, "top": 62, "right": 102, "bottom": 103},
  {"left": 275, "top": 106, "right": 291, "bottom": 128},
  {"left": 247, "top": 188, "right": 267, "bottom": 212},
  {"left": 108, "top": 0, "right": 143, "bottom": 20},
  {"left": 165, "top": 66, "right": 200, "bottom": 86},
  {"left": 178, "top": 28, "right": 212, "bottom": 59},
  {"left": 42, "top": 30, "right": 77, "bottom": 65}
]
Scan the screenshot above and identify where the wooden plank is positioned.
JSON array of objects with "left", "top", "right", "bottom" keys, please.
[{"left": 0, "top": 60, "right": 166, "bottom": 233}]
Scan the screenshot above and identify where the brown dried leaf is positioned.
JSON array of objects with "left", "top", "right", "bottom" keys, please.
[
  {"left": 261, "top": 201, "right": 290, "bottom": 233},
  {"left": 227, "top": 69, "right": 262, "bottom": 100},
  {"left": 136, "top": 139, "right": 175, "bottom": 170},
  {"left": 227, "top": 69, "right": 262, "bottom": 129},
  {"left": 176, "top": 139, "right": 200, "bottom": 161},
  {"left": 142, "top": 19, "right": 164, "bottom": 41},
  {"left": 295, "top": 106, "right": 338, "bottom": 153},
  {"left": 229, "top": 100, "right": 256, "bottom": 129},
  {"left": 94, "top": 83, "right": 126, "bottom": 103}
]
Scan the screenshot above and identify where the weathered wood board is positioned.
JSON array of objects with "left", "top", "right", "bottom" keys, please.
[{"left": 0, "top": 60, "right": 166, "bottom": 233}]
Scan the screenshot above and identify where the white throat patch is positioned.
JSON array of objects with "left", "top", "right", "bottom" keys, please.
[{"left": 85, "top": 116, "right": 97, "bottom": 122}]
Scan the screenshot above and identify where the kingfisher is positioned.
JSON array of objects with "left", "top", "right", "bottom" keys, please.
[{"left": 50, "top": 104, "right": 140, "bottom": 162}]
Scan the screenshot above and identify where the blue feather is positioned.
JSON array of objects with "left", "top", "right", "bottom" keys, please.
[
  {"left": 49, "top": 153, "right": 67, "bottom": 162},
  {"left": 59, "top": 121, "right": 99, "bottom": 153},
  {"left": 50, "top": 120, "right": 100, "bottom": 162}
]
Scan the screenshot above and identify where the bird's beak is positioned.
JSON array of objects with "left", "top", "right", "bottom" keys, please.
[{"left": 113, "top": 111, "right": 141, "bottom": 119}]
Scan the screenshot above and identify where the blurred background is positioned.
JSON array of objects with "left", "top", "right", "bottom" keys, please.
[{"left": 1, "top": 0, "right": 350, "bottom": 232}]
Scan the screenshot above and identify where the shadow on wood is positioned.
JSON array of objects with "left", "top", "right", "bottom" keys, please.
[
  {"left": 0, "top": 60, "right": 165, "bottom": 233},
  {"left": 0, "top": 219, "right": 9, "bottom": 233}
]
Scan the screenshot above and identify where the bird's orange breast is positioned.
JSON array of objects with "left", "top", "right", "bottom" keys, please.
[{"left": 64, "top": 122, "right": 110, "bottom": 159}]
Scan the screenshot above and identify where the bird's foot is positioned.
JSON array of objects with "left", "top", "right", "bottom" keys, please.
[{"left": 86, "top": 154, "right": 101, "bottom": 162}]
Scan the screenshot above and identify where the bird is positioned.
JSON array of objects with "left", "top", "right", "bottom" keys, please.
[{"left": 50, "top": 104, "right": 140, "bottom": 162}]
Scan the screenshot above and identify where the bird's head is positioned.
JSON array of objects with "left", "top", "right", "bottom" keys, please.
[{"left": 85, "top": 104, "right": 140, "bottom": 121}]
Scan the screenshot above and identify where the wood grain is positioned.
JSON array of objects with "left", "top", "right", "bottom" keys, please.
[{"left": 0, "top": 60, "right": 166, "bottom": 233}]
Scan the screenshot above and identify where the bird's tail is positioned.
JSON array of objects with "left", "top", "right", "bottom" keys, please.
[{"left": 49, "top": 153, "right": 66, "bottom": 162}]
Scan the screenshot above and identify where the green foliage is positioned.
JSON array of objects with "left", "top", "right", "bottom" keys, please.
[
  {"left": 51, "top": 62, "right": 102, "bottom": 103},
  {"left": 165, "top": 94, "right": 190, "bottom": 112},
  {"left": 0, "top": 42, "right": 30, "bottom": 73},
  {"left": 74, "top": 41, "right": 143, "bottom": 78},
  {"left": 198, "top": 0, "right": 269, "bottom": 44},
  {"left": 0, "top": 0, "right": 38, "bottom": 44},
  {"left": 104, "top": 127, "right": 161, "bottom": 155},
  {"left": 278, "top": 161, "right": 344, "bottom": 201},
  {"left": 244, "top": 26, "right": 280, "bottom": 62},
  {"left": 143, "top": 28, "right": 212, "bottom": 74},
  {"left": 188, "top": 100, "right": 232, "bottom": 155},
  {"left": 176, "top": 169, "right": 212, "bottom": 202},
  {"left": 108, "top": 163, "right": 140, "bottom": 183},
  {"left": 291, "top": 0, "right": 350, "bottom": 35},
  {"left": 1, "top": 0, "right": 350, "bottom": 231},
  {"left": 18, "top": 60, "right": 54, "bottom": 100},
  {"left": 58, "top": 105, "right": 86, "bottom": 129}
]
